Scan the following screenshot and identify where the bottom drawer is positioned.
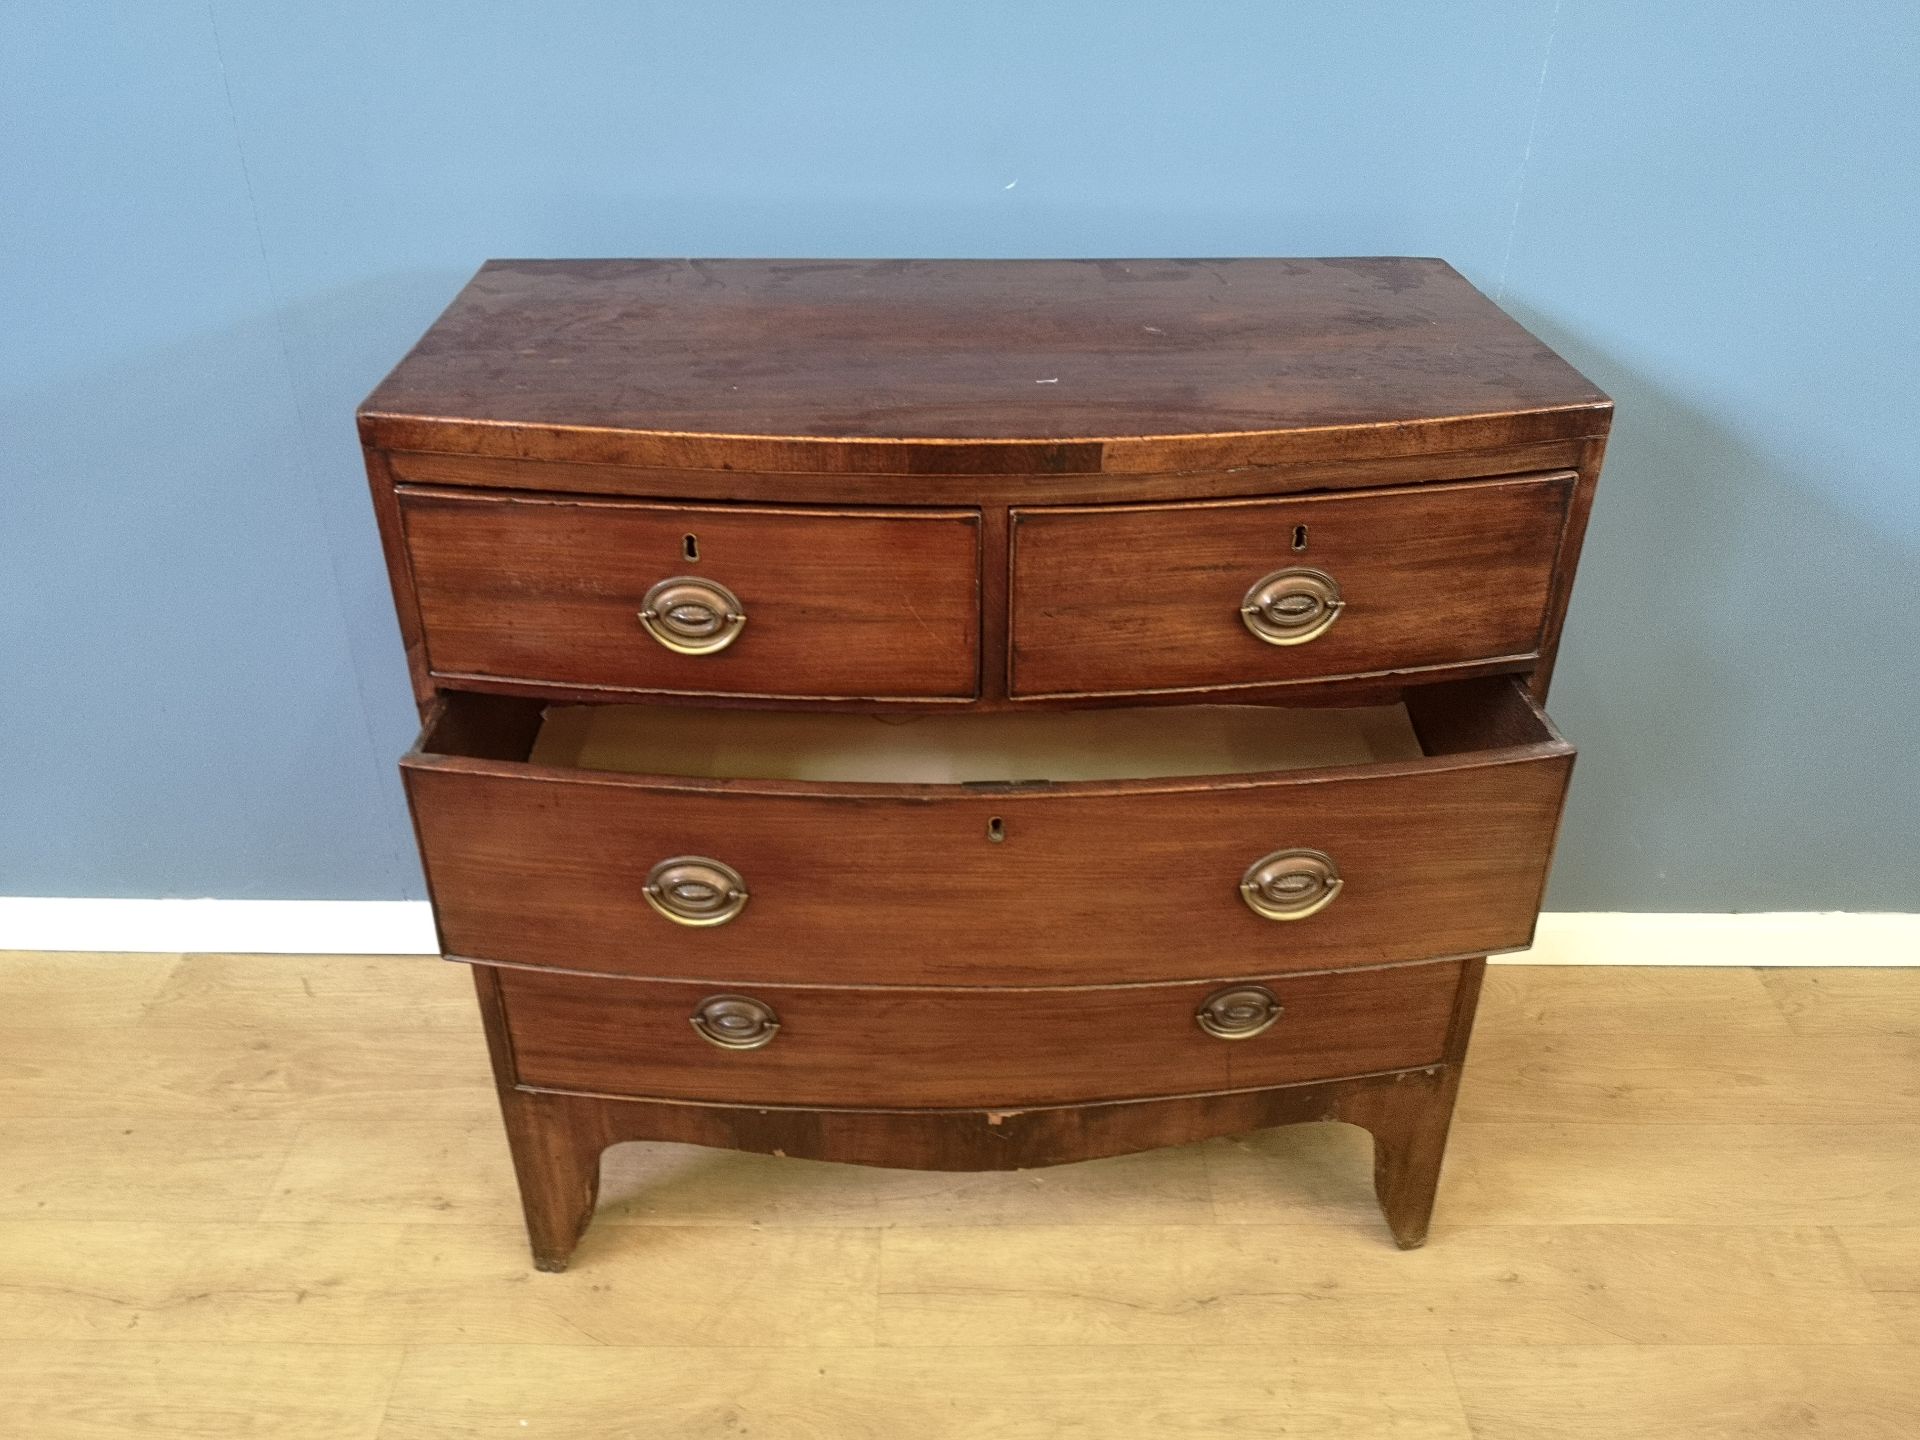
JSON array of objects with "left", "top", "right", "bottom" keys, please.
[{"left": 496, "top": 960, "right": 1462, "bottom": 1108}]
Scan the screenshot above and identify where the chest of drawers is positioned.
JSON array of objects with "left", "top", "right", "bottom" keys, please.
[{"left": 361, "top": 258, "right": 1609, "bottom": 1270}]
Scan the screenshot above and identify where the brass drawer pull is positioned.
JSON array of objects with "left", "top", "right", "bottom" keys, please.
[
  {"left": 1240, "top": 848, "right": 1342, "bottom": 922},
  {"left": 639, "top": 576, "right": 746, "bottom": 655},
  {"left": 1196, "top": 984, "right": 1283, "bottom": 1041},
  {"left": 1240, "top": 567, "right": 1343, "bottom": 645},
  {"left": 644, "top": 856, "right": 749, "bottom": 927},
  {"left": 691, "top": 994, "right": 780, "bottom": 1050}
]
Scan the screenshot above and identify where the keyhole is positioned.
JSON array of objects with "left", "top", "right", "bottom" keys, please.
[
  {"left": 683, "top": 533, "right": 699, "bottom": 561},
  {"left": 987, "top": 816, "right": 1006, "bottom": 844},
  {"left": 1291, "top": 525, "right": 1308, "bottom": 552}
]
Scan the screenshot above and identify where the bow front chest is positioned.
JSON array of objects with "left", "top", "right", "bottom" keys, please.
[{"left": 361, "top": 258, "right": 1610, "bottom": 1270}]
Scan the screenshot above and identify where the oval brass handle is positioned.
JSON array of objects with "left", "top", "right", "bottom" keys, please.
[
  {"left": 639, "top": 576, "right": 746, "bottom": 655},
  {"left": 1196, "top": 984, "right": 1283, "bottom": 1041},
  {"left": 1240, "top": 567, "right": 1343, "bottom": 646},
  {"left": 1240, "top": 848, "right": 1342, "bottom": 922},
  {"left": 691, "top": 994, "right": 780, "bottom": 1050},
  {"left": 644, "top": 856, "right": 749, "bottom": 927}
]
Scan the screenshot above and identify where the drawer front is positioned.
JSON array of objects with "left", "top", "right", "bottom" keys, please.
[
  {"left": 496, "top": 960, "right": 1463, "bottom": 1108},
  {"left": 406, "top": 688, "right": 1571, "bottom": 987},
  {"left": 1009, "top": 473, "right": 1573, "bottom": 697},
  {"left": 398, "top": 487, "right": 981, "bottom": 700}
]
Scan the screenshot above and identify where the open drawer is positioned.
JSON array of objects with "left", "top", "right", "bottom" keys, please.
[{"left": 402, "top": 677, "right": 1574, "bottom": 987}]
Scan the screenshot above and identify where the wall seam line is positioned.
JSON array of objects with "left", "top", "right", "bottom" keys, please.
[{"left": 1496, "top": 0, "right": 1565, "bottom": 301}]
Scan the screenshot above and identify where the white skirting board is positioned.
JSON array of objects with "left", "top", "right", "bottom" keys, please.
[
  {"left": 0, "top": 898, "right": 1913, "bottom": 964},
  {"left": 0, "top": 899, "right": 442, "bottom": 957}
]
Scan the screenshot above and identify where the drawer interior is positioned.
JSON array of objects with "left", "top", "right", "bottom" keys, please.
[
  {"left": 529, "top": 699, "right": 1425, "bottom": 783},
  {"left": 415, "top": 677, "right": 1563, "bottom": 786}
]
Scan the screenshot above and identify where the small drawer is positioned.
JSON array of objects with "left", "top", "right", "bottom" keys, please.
[
  {"left": 397, "top": 486, "right": 981, "bottom": 700},
  {"left": 493, "top": 959, "right": 1463, "bottom": 1108},
  {"left": 1008, "top": 472, "right": 1575, "bottom": 698},
  {"left": 404, "top": 677, "right": 1573, "bottom": 987}
]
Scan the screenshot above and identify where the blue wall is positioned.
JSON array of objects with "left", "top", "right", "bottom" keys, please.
[{"left": 4, "top": 2, "right": 1915, "bottom": 908}]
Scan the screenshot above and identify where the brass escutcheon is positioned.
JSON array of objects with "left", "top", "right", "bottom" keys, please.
[
  {"left": 1240, "top": 567, "right": 1343, "bottom": 645},
  {"left": 644, "top": 856, "right": 749, "bottom": 927},
  {"left": 1239, "top": 847, "right": 1342, "bottom": 922},
  {"left": 691, "top": 994, "right": 780, "bottom": 1050},
  {"left": 1196, "top": 984, "right": 1283, "bottom": 1040},
  {"left": 639, "top": 576, "right": 746, "bottom": 655}
]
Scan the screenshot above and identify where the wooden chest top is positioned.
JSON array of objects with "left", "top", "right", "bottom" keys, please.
[{"left": 358, "top": 258, "right": 1609, "bottom": 475}]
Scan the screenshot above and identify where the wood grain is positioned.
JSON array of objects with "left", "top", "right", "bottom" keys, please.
[
  {"left": 0, "top": 1220, "right": 878, "bottom": 1347},
  {"left": 224, "top": 1097, "right": 1255, "bottom": 1233},
  {"left": 0, "top": 1116, "right": 296, "bottom": 1221},
  {"left": 143, "top": 953, "right": 474, "bottom": 1032},
  {"left": 1762, "top": 968, "right": 1920, "bottom": 1035},
  {"left": 1204, "top": 1115, "right": 1920, "bottom": 1230},
  {"left": 1008, "top": 473, "right": 1573, "bottom": 697},
  {"left": 494, "top": 959, "right": 1463, "bottom": 1108},
  {"left": 379, "top": 1344, "right": 1476, "bottom": 1440},
  {"left": 470, "top": 958, "right": 1478, "bottom": 1267},
  {"left": 1447, "top": 1346, "right": 1920, "bottom": 1440},
  {"left": 2, "top": 955, "right": 1918, "bottom": 1439},
  {"left": 363, "top": 446, "right": 434, "bottom": 705},
  {"left": 1476, "top": 963, "right": 1792, "bottom": 1035},
  {"left": 1430, "top": 1122, "right": 1920, "bottom": 1227},
  {"left": 358, "top": 258, "right": 1609, "bottom": 474},
  {"left": 405, "top": 683, "right": 1571, "bottom": 986},
  {"left": 0, "top": 1342, "right": 403, "bottom": 1440},
  {"left": 1837, "top": 1227, "right": 1920, "bottom": 1344},
  {"left": 0, "top": 1022, "right": 495, "bottom": 1122},
  {"left": 1459, "top": 1029, "right": 1920, "bottom": 1124},
  {"left": 356, "top": 259, "right": 1619, "bottom": 1268},
  {"left": 386, "top": 436, "right": 1593, "bottom": 506},
  {"left": 1530, "top": 433, "right": 1607, "bottom": 700},
  {"left": 356, "top": 258, "right": 1620, "bottom": 1266},
  {"left": 875, "top": 1222, "right": 1894, "bottom": 1347},
  {"left": 257, "top": 1116, "right": 525, "bottom": 1226},
  {"left": 591, "top": 1133, "right": 1216, "bottom": 1228},
  {"left": 398, "top": 487, "right": 981, "bottom": 700},
  {"left": 0, "top": 950, "right": 178, "bottom": 1026},
  {"left": 1837, "top": 1227, "right": 1920, "bottom": 1293}
]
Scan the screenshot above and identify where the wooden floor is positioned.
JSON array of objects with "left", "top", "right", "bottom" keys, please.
[{"left": 1, "top": 954, "right": 1917, "bottom": 1438}]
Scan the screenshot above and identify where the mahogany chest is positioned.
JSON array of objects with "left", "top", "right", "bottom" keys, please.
[{"left": 361, "top": 258, "right": 1609, "bottom": 1269}]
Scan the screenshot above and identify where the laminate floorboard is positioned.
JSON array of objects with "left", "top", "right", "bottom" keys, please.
[{"left": 0, "top": 953, "right": 1913, "bottom": 1438}]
